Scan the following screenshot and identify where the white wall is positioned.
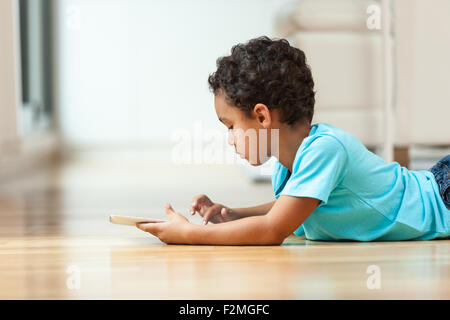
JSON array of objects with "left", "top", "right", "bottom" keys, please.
[
  {"left": 54, "top": 0, "right": 294, "bottom": 146},
  {"left": 0, "top": 0, "right": 20, "bottom": 154},
  {"left": 394, "top": 0, "right": 450, "bottom": 146}
]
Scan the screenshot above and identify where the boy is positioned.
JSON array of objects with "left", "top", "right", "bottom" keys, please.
[{"left": 137, "top": 36, "right": 450, "bottom": 244}]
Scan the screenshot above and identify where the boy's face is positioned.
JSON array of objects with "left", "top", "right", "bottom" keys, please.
[{"left": 214, "top": 93, "right": 274, "bottom": 166}]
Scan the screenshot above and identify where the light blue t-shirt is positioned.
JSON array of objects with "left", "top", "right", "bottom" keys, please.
[{"left": 272, "top": 123, "right": 450, "bottom": 241}]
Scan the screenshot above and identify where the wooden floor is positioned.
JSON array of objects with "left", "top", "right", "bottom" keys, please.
[{"left": 0, "top": 154, "right": 449, "bottom": 299}]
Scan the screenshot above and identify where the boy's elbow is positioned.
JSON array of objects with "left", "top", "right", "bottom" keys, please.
[
  {"left": 258, "top": 215, "right": 291, "bottom": 245},
  {"left": 263, "top": 225, "right": 289, "bottom": 245},
  {"left": 269, "top": 236, "right": 285, "bottom": 246}
]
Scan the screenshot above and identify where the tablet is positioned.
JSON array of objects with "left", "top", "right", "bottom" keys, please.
[{"left": 109, "top": 215, "right": 166, "bottom": 226}]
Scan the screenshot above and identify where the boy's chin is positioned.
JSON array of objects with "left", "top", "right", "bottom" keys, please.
[{"left": 245, "top": 157, "right": 270, "bottom": 167}]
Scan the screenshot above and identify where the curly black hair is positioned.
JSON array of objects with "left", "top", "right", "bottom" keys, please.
[{"left": 208, "top": 36, "right": 315, "bottom": 125}]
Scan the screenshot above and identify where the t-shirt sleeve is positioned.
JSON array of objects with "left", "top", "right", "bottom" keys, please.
[{"left": 280, "top": 135, "right": 348, "bottom": 205}]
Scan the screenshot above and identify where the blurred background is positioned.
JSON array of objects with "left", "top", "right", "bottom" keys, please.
[{"left": 0, "top": 0, "right": 450, "bottom": 236}]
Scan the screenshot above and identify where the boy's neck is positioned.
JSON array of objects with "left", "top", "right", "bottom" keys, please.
[{"left": 276, "top": 122, "right": 312, "bottom": 172}]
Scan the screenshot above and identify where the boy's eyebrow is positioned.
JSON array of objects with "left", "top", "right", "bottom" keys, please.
[{"left": 218, "top": 117, "right": 229, "bottom": 123}]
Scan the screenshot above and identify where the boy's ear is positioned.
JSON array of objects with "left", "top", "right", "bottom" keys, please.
[{"left": 253, "top": 103, "right": 272, "bottom": 128}]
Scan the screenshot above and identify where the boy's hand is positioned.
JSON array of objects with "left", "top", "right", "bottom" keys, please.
[
  {"left": 190, "top": 194, "right": 235, "bottom": 224},
  {"left": 136, "top": 203, "right": 192, "bottom": 244}
]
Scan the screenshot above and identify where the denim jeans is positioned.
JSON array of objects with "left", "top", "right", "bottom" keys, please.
[{"left": 429, "top": 154, "right": 450, "bottom": 210}]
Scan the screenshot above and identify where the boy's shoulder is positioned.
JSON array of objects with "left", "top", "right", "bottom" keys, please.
[
  {"left": 271, "top": 122, "right": 361, "bottom": 180},
  {"left": 301, "top": 122, "right": 349, "bottom": 152},
  {"left": 310, "top": 122, "right": 348, "bottom": 139},
  {"left": 272, "top": 123, "right": 348, "bottom": 174},
  {"left": 271, "top": 123, "right": 353, "bottom": 196},
  {"left": 306, "top": 122, "right": 364, "bottom": 153}
]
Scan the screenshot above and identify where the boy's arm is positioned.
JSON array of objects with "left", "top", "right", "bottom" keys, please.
[
  {"left": 185, "top": 196, "right": 319, "bottom": 245},
  {"left": 228, "top": 201, "right": 275, "bottom": 219},
  {"left": 191, "top": 195, "right": 275, "bottom": 224}
]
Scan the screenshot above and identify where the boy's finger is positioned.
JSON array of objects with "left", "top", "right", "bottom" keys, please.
[
  {"left": 191, "top": 195, "right": 203, "bottom": 207},
  {"left": 202, "top": 207, "right": 215, "bottom": 225},
  {"left": 165, "top": 203, "right": 176, "bottom": 216},
  {"left": 220, "top": 207, "right": 228, "bottom": 218},
  {"left": 136, "top": 222, "right": 162, "bottom": 235},
  {"left": 191, "top": 194, "right": 208, "bottom": 208},
  {"left": 190, "top": 201, "right": 197, "bottom": 215},
  {"left": 192, "top": 202, "right": 206, "bottom": 216}
]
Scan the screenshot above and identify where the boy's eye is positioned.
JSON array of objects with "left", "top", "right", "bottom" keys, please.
[{"left": 228, "top": 126, "right": 233, "bottom": 131}]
